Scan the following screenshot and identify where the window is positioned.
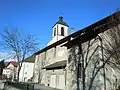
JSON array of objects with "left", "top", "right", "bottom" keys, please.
[
  {"left": 54, "top": 28, "right": 56, "bottom": 36},
  {"left": 61, "top": 27, "right": 64, "bottom": 36},
  {"left": 48, "top": 84, "right": 49, "bottom": 86}
]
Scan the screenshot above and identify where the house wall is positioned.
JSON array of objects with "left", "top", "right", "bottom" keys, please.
[
  {"left": 66, "top": 41, "right": 99, "bottom": 90},
  {"left": 3, "top": 68, "right": 12, "bottom": 78},
  {"left": 45, "top": 45, "right": 67, "bottom": 65},
  {"left": 3, "top": 63, "right": 18, "bottom": 80},
  {"left": 7, "top": 63, "right": 15, "bottom": 70},
  {"left": 40, "top": 69, "right": 66, "bottom": 89},
  {"left": 19, "top": 62, "right": 34, "bottom": 82},
  {"left": 66, "top": 25, "right": 120, "bottom": 90},
  {"left": 33, "top": 44, "right": 68, "bottom": 89}
]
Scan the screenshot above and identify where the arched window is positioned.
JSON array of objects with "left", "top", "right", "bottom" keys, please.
[
  {"left": 61, "top": 27, "right": 64, "bottom": 36},
  {"left": 54, "top": 28, "right": 56, "bottom": 36}
]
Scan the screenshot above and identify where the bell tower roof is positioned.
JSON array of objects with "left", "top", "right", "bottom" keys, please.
[{"left": 52, "top": 16, "right": 69, "bottom": 28}]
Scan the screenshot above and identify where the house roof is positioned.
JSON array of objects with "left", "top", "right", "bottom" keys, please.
[
  {"left": 4, "top": 62, "right": 9, "bottom": 67},
  {"left": 4, "top": 55, "right": 35, "bottom": 67},
  {"left": 52, "top": 16, "right": 69, "bottom": 28},
  {"left": 63, "top": 11, "right": 120, "bottom": 48},
  {"left": 7, "top": 61, "right": 19, "bottom": 67},
  {"left": 23, "top": 55, "right": 35, "bottom": 63},
  {"left": 34, "top": 11, "right": 120, "bottom": 55}
]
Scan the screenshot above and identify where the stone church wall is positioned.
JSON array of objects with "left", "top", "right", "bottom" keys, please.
[{"left": 66, "top": 24, "right": 120, "bottom": 90}]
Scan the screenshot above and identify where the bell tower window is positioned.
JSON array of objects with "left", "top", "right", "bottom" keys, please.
[
  {"left": 61, "top": 27, "right": 64, "bottom": 36},
  {"left": 54, "top": 28, "right": 56, "bottom": 36}
]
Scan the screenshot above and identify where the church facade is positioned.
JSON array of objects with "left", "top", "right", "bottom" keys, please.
[
  {"left": 33, "top": 16, "right": 69, "bottom": 89},
  {"left": 33, "top": 11, "right": 120, "bottom": 90}
]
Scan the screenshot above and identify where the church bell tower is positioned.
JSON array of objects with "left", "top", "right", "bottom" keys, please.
[{"left": 48, "top": 16, "right": 69, "bottom": 45}]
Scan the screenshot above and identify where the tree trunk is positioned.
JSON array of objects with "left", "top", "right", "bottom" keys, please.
[
  {"left": 17, "top": 63, "right": 22, "bottom": 82},
  {"left": 17, "top": 67, "right": 20, "bottom": 81}
]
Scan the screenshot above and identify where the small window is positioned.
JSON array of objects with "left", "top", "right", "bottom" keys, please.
[
  {"left": 54, "top": 28, "right": 56, "bottom": 36},
  {"left": 61, "top": 27, "right": 64, "bottom": 36},
  {"left": 48, "top": 84, "right": 49, "bottom": 86}
]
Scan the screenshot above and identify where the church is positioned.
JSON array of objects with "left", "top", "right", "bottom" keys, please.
[
  {"left": 33, "top": 16, "right": 69, "bottom": 89},
  {"left": 32, "top": 11, "right": 120, "bottom": 90}
]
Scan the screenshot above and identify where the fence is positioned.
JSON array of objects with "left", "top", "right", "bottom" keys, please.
[
  {"left": 4, "top": 81, "right": 63, "bottom": 90},
  {"left": 4, "top": 81, "right": 34, "bottom": 90}
]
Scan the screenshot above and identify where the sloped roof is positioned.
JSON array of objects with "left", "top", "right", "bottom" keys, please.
[
  {"left": 34, "top": 11, "right": 120, "bottom": 55},
  {"left": 63, "top": 12, "right": 120, "bottom": 48},
  {"left": 52, "top": 16, "right": 69, "bottom": 27},
  {"left": 23, "top": 55, "right": 35, "bottom": 63},
  {"left": 4, "top": 62, "right": 9, "bottom": 67},
  {"left": 6, "top": 61, "right": 19, "bottom": 67},
  {"left": 11, "top": 61, "right": 18, "bottom": 67},
  {"left": 42, "top": 60, "right": 66, "bottom": 70}
]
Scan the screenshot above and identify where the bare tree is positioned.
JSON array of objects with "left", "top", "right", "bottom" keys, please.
[{"left": 0, "top": 28, "right": 39, "bottom": 81}]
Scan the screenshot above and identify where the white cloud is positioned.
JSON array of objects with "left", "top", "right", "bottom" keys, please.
[
  {"left": 0, "top": 52, "right": 8, "bottom": 57},
  {"left": 0, "top": 52, "right": 9, "bottom": 59},
  {"left": 0, "top": 52, "right": 17, "bottom": 62}
]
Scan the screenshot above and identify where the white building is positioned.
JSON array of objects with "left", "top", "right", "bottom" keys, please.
[
  {"left": 19, "top": 55, "right": 35, "bottom": 82},
  {"left": 3, "top": 61, "right": 18, "bottom": 80}
]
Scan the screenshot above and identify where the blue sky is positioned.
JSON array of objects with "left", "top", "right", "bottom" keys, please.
[{"left": 0, "top": 0, "right": 120, "bottom": 49}]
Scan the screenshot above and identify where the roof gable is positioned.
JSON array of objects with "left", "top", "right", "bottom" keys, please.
[{"left": 6, "top": 61, "right": 18, "bottom": 68}]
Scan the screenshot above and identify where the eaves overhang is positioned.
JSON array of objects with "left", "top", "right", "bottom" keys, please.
[
  {"left": 42, "top": 60, "right": 66, "bottom": 70},
  {"left": 34, "top": 11, "right": 120, "bottom": 55}
]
